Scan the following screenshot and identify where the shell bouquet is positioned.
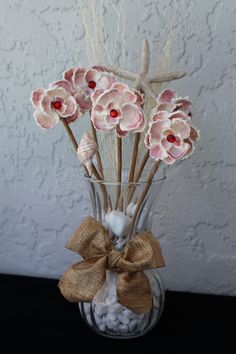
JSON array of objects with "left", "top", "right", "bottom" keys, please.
[
  {"left": 31, "top": 38, "right": 199, "bottom": 228},
  {"left": 30, "top": 5, "right": 200, "bottom": 338}
]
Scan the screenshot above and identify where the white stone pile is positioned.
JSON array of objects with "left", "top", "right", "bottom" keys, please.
[
  {"left": 83, "top": 272, "right": 151, "bottom": 336},
  {"left": 80, "top": 207, "right": 161, "bottom": 336}
]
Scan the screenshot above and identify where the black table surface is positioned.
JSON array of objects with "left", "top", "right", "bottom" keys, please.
[{"left": 1, "top": 274, "right": 235, "bottom": 350}]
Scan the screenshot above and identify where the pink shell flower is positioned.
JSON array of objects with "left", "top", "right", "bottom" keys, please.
[
  {"left": 63, "top": 66, "right": 116, "bottom": 112},
  {"left": 145, "top": 110, "right": 199, "bottom": 165},
  {"left": 31, "top": 85, "right": 80, "bottom": 129},
  {"left": 90, "top": 82, "right": 145, "bottom": 137},
  {"left": 154, "top": 88, "right": 192, "bottom": 116}
]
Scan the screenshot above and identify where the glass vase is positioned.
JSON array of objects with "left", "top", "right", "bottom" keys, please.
[{"left": 78, "top": 170, "right": 165, "bottom": 339}]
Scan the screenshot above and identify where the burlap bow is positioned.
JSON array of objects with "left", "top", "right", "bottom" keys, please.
[{"left": 58, "top": 216, "right": 165, "bottom": 314}]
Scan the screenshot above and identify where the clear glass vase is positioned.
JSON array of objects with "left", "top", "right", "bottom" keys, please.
[{"left": 78, "top": 170, "right": 165, "bottom": 339}]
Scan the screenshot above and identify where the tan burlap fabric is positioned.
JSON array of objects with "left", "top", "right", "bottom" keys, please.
[{"left": 58, "top": 216, "right": 165, "bottom": 314}]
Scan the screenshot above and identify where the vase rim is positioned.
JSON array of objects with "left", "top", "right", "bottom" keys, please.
[{"left": 84, "top": 174, "right": 166, "bottom": 186}]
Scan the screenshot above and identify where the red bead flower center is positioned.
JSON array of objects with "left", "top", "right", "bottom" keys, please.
[
  {"left": 88, "top": 80, "right": 96, "bottom": 89},
  {"left": 110, "top": 109, "right": 119, "bottom": 118},
  {"left": 52, "top": 101, "right": 62, "bottom": 110},
  {"left": 167, "top": 134, "right": 176, "bottom": 143}
]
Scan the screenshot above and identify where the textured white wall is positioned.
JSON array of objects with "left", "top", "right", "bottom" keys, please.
[{"left": 0, "top": 0, "right": 235, "bottom": 295}]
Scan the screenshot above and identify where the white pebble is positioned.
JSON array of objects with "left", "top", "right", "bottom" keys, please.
[
  {"left": 109, "top": 303, "right": 123, "bottom": 315},
  {"left": 105, "top": 210, "right": 131, "bottom": 237},
  {"left": 83, "top": 302, "right": 91, "bottom": 315},
  {"left": 102, "top": 220, "right": 109, "bottom": 230},
  {"left": 94, "top": 313, "right": 102, "bottom": 325},
  {"left": 126, "top": 202, "right": 136, "bottom": 217},
  {"left": 140, "top": 319, "right": 148, "bottom": 331},
  {"left": 111, "top": 320, "right": 120, "bottom": 328},
  {"left": 105, "top": 295, "right": 117, "bottom": 305},
  {"left": 128, "top": 319, "right": 137, "bottom": 333},
  {"left": 108, "top": 286, "right": 117, "bottom": 296},
  {"left": 122, "top": 309, "right": 134, "bottom": 318},
  {"left": 115, "top": 241, "right": 125, "bottom": 251},
  {"left": 118, "top": 314, "right": 130, "bottom": 325},
  {"left": 94, "top": 303, "right": 107, "bottom": 317},
  {"left": 139, "top": 313, "right": 145, "bottom": 320},
  {"left": 98, "top": 323, "right": 106, "bottom": 332},
  {"left": 137, "top": 316, "right": 148, "bottom": 331},
  {"left": 104, "top": 319, "right": 113, "bottom": 328},
  {"left": 86, "top": 313, "right": 92, "bottom": 325},
  {"left": 107, "top": 313, "right": 117, "bottom": 322},
  {"left": 119, "top": 324, "right": 129, "bottom": 334},
  {"left": 153, "top": 296, "right": 160, "bottom": 308},
  {"left": 106, "top": 319, "right": 120, "bottom": 329}
]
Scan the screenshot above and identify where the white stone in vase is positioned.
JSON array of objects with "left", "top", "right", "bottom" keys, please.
[
  {"left": 83, "top": 302, "right": 91, "bottom": 315},
  {"left": 119, "top": 324, "right": 129, "bottom": 334},
  {"left": 126, "top": 202, "right": 137, "bottom": 217},
  {"left": 105, "top": 210, "right": 131, "bottom": 238},
  {"left": 107, "top": 313, "right": 117, "bottom": 322},
  {"left": 94, "top": 303, "right": 108, "bottom": 317},
  {"left": 107, "top": 318, "right": 120, "bottom": 328},
  {"left": 115, "top": 239, "right": 127, "bottom": 251},
  {"left": 109, "top": 303, "right": 123, "bottom": 315},
  {"left": 86, "top": 313, "right": 92, "bottom": 325},
  {"left": 129, "top": 319, "right": 137, "bottom": 332},
  {"left": 99, "top": 323, "right": 106, "bottom": 331},
  {"left": 105, "top": 295, "right": 117, "bottom": 305},
  {"left": 117, "top": 313, "right": 130, "bottom": 325},
  {"left": 94, "top": 312, "right": 102, "bottom": 325},
  {"left": 90, "top": 210, "right": 153, "bottom": 335},
  {"left": 122, "top": 308, "right": 136, "bottom": 319}
]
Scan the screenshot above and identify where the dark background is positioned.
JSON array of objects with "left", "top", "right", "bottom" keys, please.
[{"left": 1, "top": 274, "right": 235, "bottom": 351}]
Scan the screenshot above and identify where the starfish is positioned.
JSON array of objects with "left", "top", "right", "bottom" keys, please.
[{"left": 108, "top": 39, "right": 187, "bottom": 100}]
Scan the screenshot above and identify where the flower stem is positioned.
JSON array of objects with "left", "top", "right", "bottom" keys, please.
[
  {"left": 91, "top": 163, "right": 110, "bottom": 212},
  {"left": 115, "top": 136, "right": 122, "bottom": 209},
  {"left": 128, "top": 132, "right": 141, "bottom": 183},
  {"left": 61, "top": 118, "right": 78, "bottom": 152},
  {"left": 128, "top": 159, "right": 161, "bottom": 239},
  {"left": 61, "top": 118, "right": 109, "bottom": 211},
  {"left": 91, "top": 163, "right": 103, "bottom": 181},
  {"left": 134, "top": 150, "right": 150, "bottom": 182},
  {"left": 90, "top": 119, "right": 104, "bottom": 179},
  {"left": 125, "top": 150, "right": 150, "bottom": 207},
  {"left": 125, "top": 132, "right": 141, "bottom": 209}
]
